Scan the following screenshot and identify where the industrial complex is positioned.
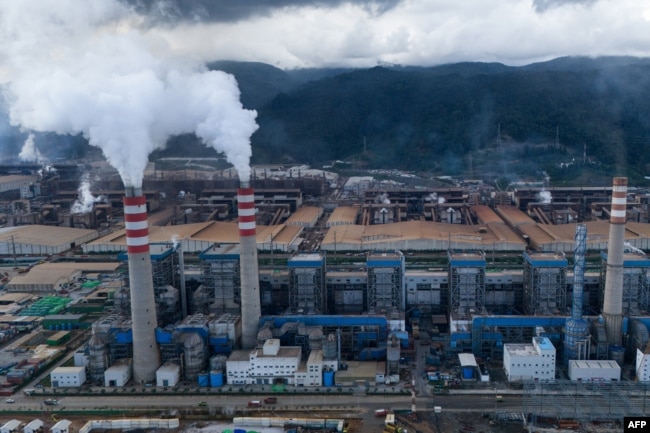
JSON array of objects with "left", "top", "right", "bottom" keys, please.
[{"left": 0, "top": 162, "right": 649, "bottom": 428}]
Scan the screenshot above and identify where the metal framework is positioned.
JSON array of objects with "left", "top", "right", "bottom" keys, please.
[
  {"left": 201, "top": 258, "right": 241, "bottom": 314},
  {"left": 599, "top": 252, "right": 650, "bottom": 315},
  {"left": 522, "top": 380, "right": 650, "bottom": 423},
  {"left": 448, "top": 251, "right": 486, "bottom": 318},
  {"left": 288, "top": 254, "right": 326, "bottom": 314},
  {"left": 367, "top": 252, "right": 404, "bottom": 314},
  {"left": 523, "top": 252, "right": 567, "bottom": 315}
]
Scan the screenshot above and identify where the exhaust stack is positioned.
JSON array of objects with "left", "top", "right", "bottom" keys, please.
[
  {"left": 238, "top": 182, "right": 261, "bottom": 349},
  {"left": 124, "top": 187, "right": 161, "bottom": 382},
  {"left": 602, "top": 177, "right": 627, "bottom": 346}
]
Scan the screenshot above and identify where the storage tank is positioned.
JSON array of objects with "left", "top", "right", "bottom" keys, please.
[
  {"left": 87, "top": 334, "right": 108, "bottom": 382},
  {"left": 182, "top": 332, "right": 206, "bottom": 381},
  {"left": 210, "top": 370, "right": 224, "bottom": 387},
  {"left": 257, "top": 327, "right": 273, "bottom": 347},
  {"left": 210, "top": 355, "right": 227, "bottom": 371},
  {"left": 197, "top": 372, "right": 209, "bottom": 387},
  {"left": 608, "top": 345, "right": 625, "bottom": 365},
  {"left": 323, "top": 367, "right": 335, "bottom": 387},
  {"left": 309, "top": 328, "right": 323, "bottom": 351},
  {"left": 323, "top": 334, "right": 337, "bottom": 360}
]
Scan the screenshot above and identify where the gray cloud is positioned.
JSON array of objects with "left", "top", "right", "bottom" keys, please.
[
  {"left": 533, "top": 0, "right": 597, "bottom": 13},
  {"left": 125, "top": 0, "right": 402, "bottom": 23}
]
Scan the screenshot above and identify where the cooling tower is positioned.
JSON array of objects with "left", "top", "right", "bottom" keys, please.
[
  {"left": 238, "top": 182, "right": 262, "bottom": 349},
  {"left": 124, "top": 187, "right": 161, "bottom": 382},
  {"left": 602, "top": 177, "right": 627, "bottom": 346}
]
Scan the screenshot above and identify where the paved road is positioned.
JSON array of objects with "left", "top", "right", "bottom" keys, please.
[{"left": 5, "top": 392, "right": 522, "bottom": 414}]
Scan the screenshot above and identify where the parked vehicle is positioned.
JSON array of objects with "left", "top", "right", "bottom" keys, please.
[
  {"left": 5, "top": 398, "right": 14, "bottom": 404},
  {"left": 247, "top": 400, "right": 261, "bottom": 408},
  {"left": 264, "top": 397, "right": 277, "bottom": 404},
  {"left": 375, "top": 408, "right": 388, "bottom": 417},
  {"left": 44, "top": 399, "right": 58, "bottom": 406}
]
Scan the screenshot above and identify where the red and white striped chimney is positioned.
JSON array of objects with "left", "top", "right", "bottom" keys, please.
[
  {"left": 602, "top": 177, "right": 627, "bottom": 346},
  {"left": 237, "top": 182, "right": 261, "bottom": 349},
  {"left": 123, "top": 187, "right": 161, "bottom": 382}
]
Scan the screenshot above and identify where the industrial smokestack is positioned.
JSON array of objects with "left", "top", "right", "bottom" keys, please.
[
  {"left": 124, "top": 187, "right": 161, "bottom": 382},
  {"left": 238, "top": 182, "right": 262, "bottom": 349},
  {"left": 602, "top": 177, "right": 627, "bottom": 346}
]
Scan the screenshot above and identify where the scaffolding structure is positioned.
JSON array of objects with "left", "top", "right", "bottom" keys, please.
[
  {"left": 448, "top": 251, "right": 486, "bottom": 318},
  {"left": 367, "top": 251, "right": 405, "bottom": 314},
  {"left": 523, "top": 252, "right": 567, "bottom": 315},
  {"left": 118, "top": 244, "right": 180, "bottom": 326},
  {"left": 522, "top": 380, "right": 650, "bottom": 422},
  {"left": 599, "top": 251, "right": 650, "bottom": 315},
  {"left": 198, "top": 244, "right": 241, "bottom": 315},
  {"left": 288, "top": 253, "right": 326, "bottom": 314}
]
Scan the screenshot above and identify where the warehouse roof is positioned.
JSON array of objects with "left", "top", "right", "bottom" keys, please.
[
  {"left": 327, "top": 206, "right": 360, "bottom": 226},
  {"left": 321, "top": 220, "right": 526, "bottom": 249},
  {"left": 0, "top": 225, "right": 98, "bottom": 247},
  {"left": 86, "top": 221, "right": 303, "bottom": 253},
  {"left": 495, "top": 206, "right": 536, "bottom": 227},
  {"left": 285, "top": 206, "right": 321, "bottom": 225}
]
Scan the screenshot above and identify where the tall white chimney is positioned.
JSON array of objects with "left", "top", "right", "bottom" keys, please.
[
  {"left": 124, "top": 187, "right": 161, "bottom": 382},
  {"left": 602, "top": 177, "right": 627, "bottom": 346},
  {"left": 237, "top": 182, "right": 261, "bottom": 349}
]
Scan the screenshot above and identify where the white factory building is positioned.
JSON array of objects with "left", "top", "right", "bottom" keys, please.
[
  {"left": 50, "top": 366, "right": 86, "bottom": 387},
  {"left": 636, "top": 349, "right": 650, "bottom": 382},
  {"left": 568, "top": 360, "right": 621, "bottom": 381},
  {"left": 227, "top": 339, "right": 329, "bottom": 386},
  {"left": 104, "top": 360, "right": 133, "bottom": 387},
  {"left": 227, "top": 339, "right": 302, "bottom": 386},
  {"left": 503, "top": 337, "right": 556, "bottom": 382},
  {"left": 156, "top": 364, "right": 181, "bottom": 387}
]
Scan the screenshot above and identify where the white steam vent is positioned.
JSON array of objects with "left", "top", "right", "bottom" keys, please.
[{"left": 71, "top": 176, "right": 106, "bottom": 214}]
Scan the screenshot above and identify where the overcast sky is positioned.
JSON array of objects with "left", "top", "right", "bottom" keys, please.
[{"left": 126, "top": 0, "right": 650, "bottom": 69}]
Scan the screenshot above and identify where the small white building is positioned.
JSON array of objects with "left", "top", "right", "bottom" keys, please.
[
  {"left": 227, "top": 338, "right": 301, "bottom": 385},
  {"left": 104, "top": 361, "right": 132, "bottom": 387},
  {"left": 51, "top": 365, "right": 86, "bottom": 387},
  {"left": 156, "top": 363, "right": 181, "bottom": 387},
  {"left": 1, "top": 420, "right": 21, "bottom": 433},
  {"left": 295, "top": 350, "right": 323, "bottom": 387},
  {"left": 49, "top": 420, "right": 71, "bottom": 433},
  {"left": 503, "top": 336, "right": 556, "bottom": 382},
  {"left": 73, "top": 350, "right": 89, "bottom": 367},
  {"left": 23, "top": 419, "right": 44, "bottom": 433},
  {"left": 636, "top": 348, "right": 650, "bottom": 382},
  {"left": 568, "top": 360, "right": 620, "bottom": 381}
]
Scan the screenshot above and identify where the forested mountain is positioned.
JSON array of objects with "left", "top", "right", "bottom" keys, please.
[{"left": 162, "top": 56, "right": 650, "bottom": 183}]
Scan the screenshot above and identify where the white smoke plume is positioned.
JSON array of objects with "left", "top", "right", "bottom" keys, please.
[
  {"left": 624, "top": 242, "right": 646, "bottom": 256},
  {"left": 375, "top": 192, "right": 390, "bottom": 204},
  {"left": 71, "top": 177, "right": 106, "bottom": 214},
  {"left": 171, "top": 234, "right": 180, "bottom": 250},
  {"left": 425, "top": 193, "right": 437, "bottom": 202},
  {"left": 438, "top": 197, "right": 446, "bottom": 204},
  {"left": 537, "top": 188, "right": 553, "bottom": 204},
  {"left": 0, "top": 0, "right": 258, "bottom": 188},
  {"left": 19, "top": 133, "right": 46, "bottom": 163}
]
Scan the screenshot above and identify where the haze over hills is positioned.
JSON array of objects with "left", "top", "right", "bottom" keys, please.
[
  {"left": 4, "top": 56, "right": 650, "bottom": 185},
  {"left": 172, "top": 56, "right": 650, "bottom": 185}
]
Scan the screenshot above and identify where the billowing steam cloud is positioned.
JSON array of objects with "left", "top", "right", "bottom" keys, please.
[
  {"left": 0, "top": 0, "right": 258, "bottom": 188},
  {"left": 19, "top": 134, "right": 46, "bottom": 164},
  {"left": 537, "top": 189, "right": 552, "bottom": 204},
  {"left": 72, "top": 176, "right": 106, "bottom": 214}
]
